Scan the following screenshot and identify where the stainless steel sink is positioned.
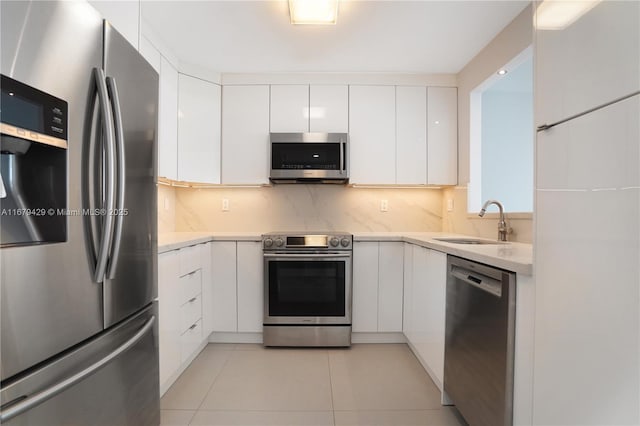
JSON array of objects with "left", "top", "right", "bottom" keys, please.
[{"left": 434, "top": 237, "right": 503, "bottom": 245}]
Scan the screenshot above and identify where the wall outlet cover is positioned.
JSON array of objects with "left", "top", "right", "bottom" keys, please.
[
  {"left": 447, "top": 199, "right": 454, "bottom": 212},
  {"left": 222, "top": 198, "right": 230, "bottom": 211},
  {"left": 380, "top": 199, "right": 388, "bottom": 212}
]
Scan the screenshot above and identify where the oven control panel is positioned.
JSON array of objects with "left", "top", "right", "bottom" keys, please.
[{"left": 262, "top": 233, "right": 352, "bottom": 250}]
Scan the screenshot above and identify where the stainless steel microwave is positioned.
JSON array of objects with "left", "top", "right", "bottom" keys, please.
[{"left": 269, "top": 132, "right": 349, "bottom": 184}]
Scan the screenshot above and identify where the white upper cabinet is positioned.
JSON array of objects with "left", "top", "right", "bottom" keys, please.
[
  {"left": 139, "top": 36, "right": 161, "bottom": 73},
  {"left": 427, "top": 87, "right": 457, "bottom": 185},
  {"left": 222, "top": 85, "right": 270, "bottom": 184},
  {"left": 89, "top": 1, "right": 139, "bottom": 49},
  {"left": 309, "top": 85, "right": 349, "bottom": 133},
  {"left": 177, "top": 74, "right": 221, "bottom": 183},
  {"left": 396, "top": 86, "right": 427, "bottom": 184},
  {"left": 270, "top": 85, "right": 309, "bottom": 132},
  {"left": 535, "top": 1, "right": 640, "bottom": 127},
  {"left": 349, "top": 86, "right": 396, "bottom": 184},
  {"left": 158, "top": 57, "right": 178, "bottom": 181}
]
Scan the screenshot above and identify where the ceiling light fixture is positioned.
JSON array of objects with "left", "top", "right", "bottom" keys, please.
[
  {"left": 497, "top": 69, "right": 508, "bottom": 76},
  {"left": 535, "top": 0, "right": 601, "bottom": 30},
  {"left": 289, "top": 0, "right": 339, "bottom": 25}
]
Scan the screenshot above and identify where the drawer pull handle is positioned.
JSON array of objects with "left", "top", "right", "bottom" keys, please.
[
  {"left": 188, "top": 297, "right": 197, "bottom": 303},
  {"left": 189, "top": 323, "right": 197, "bottom": 330},
  {"left": 188, "top": 270, "right": 197, "bottom": 276}
]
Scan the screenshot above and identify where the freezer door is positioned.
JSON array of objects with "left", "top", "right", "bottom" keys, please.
[
  {"left": 0, "top": 303, "right": 159, "bottom": 425},
  {"left": 102, "top": 22, "right": 158, "bottom": 328},
  {"left": 0, "top": 1, "right": 105, "bottom": 381}
]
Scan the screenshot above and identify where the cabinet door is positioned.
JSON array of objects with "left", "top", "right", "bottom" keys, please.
[
  {"left": 427, "top": 87, "right": 457, "bottom": 185},
  {"left": 200, "top": 242, "right": 214, "bottom": 339},
  {"left": 158, "top": 57, "right": 178, "bottom": 180},
  {"left": 424, "top": 249, "right": 447, "bottom": 386},
  {"left": 411, "top": 245, "right": 429, "bottom": 362},
  {"left": 236, "top": 242, "right": 264, "bottom": 333},
  {"left": 402, "top": 243, "right": 414, "bottom": 339},
  {"left": 349, "top": 86, "right": 396, "bottom": 184},
  {"left": 535, "top": 1, "right": 639, "bottom": 127},
  {"left": 309, "top": 85, "right": 349, "bottom": 133},
  {"left": 377, "top": 242, "right": 404, "bottom": 332},
  {"left": 158, "top": 251, "right": 180, "bottom": 389},
  {"left": 352, "top": 242, "right": 379, "bottom": 332},
  {"left": 178, "top": 74, "right": 221, "bottom": 183},
  {"left": 139, "top": 35, "right": 160, "bottom": 73},
  {"left": 88, "top": 1, "right": 139, "bottom": 49},
  {"left": 396, "top": 86, "right": 427, "bottom": 184},
  {"left": 222, "top": 85, "right": 270, "bottom": 184},
  {"left": 270, "top": 85, "right": 309, "bottom": 132},
  {"left": 211, "top": 242, "right": 237, "bottom": 332}
]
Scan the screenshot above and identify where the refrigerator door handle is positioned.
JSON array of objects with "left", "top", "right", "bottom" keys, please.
[
  {"left": 93, "top": 68, "right": 117, "bottom": 283},
  {"left": 105, "top": 76, "right": 126, "bottom": 280},
  {"left": 0, "top": 316, "right": 155, "bottom": 423}
]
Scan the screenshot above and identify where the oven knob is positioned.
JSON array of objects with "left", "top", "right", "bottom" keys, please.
[
  {"left": 329, "top": 237, "right": 340, "bottom": 247},
  {"left": 275, "top": 238, "right": 284, "bottom": 247},
  {"left": 264, "top": 238, "right": 273, "bottom": 248},
  {"left": 340, "top": 238, "right": 351, "bottom": 248}
]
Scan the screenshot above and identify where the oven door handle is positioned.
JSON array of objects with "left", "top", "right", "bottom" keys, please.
[{"left": 263, "top": 253, "right": 351, "bottom": 259}]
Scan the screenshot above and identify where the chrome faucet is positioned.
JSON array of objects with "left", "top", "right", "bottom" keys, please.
[{"left": 479, "top": 199, "right": 510, "bottom": 242}]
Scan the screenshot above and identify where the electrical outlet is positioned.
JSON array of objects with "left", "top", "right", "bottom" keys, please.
[
  {"left": 222, "top": 198, "right": 230, "bottom": 212},
  {"left": 447, "top": 199, "right": 454, "bottom": 212},
  {"left": 163, "top": 197, "right": 170, "bottom": 211},
  {"left": 380, "top": 199, "right": 388, "bottom": 212}
]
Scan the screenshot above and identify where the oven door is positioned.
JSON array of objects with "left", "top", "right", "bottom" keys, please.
[{"left": 263, "top": 252, "right": 352, "bottom": 325}]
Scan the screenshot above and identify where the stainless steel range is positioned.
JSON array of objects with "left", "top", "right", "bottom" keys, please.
[{"left": 263, "top": 232, "right": 353, "bottom": 347}]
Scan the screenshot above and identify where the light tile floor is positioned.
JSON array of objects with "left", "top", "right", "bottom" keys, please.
[{"left": 161, "top": 343, "right": 466, "bottom": 426}]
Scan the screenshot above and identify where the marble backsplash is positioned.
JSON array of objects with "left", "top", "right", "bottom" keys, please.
[{"left": 161, "top": 185, "right": 443, "bottom": 233}]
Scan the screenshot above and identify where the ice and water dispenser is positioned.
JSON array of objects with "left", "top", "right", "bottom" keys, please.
[{"left": 0, "top": 74, "right": 67, "bottom": 247}]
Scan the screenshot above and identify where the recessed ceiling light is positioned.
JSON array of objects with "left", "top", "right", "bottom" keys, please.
[
  {"left": 8, "top": 92, "right": 14, "bottom": 96},
  {"left": 497, "top": 69, "right": 508, "bottom": 76},
  {"left": 289, "top": 0, "right": 339, "bottom": 25}
]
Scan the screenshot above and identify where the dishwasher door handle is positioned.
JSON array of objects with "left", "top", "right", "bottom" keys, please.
[{"left": 451, "top": 268, "right": 502, "bottom": 297}]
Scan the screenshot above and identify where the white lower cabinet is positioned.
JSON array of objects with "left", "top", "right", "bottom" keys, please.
[
  {"left": 158, "top": 243, "right": 208, "bottom": 395},
  {"left": 352, "top": 241, "right": 404, "bottom": 333},
  {"left": 237, "top": 242, "right": 264, "bottom": 333},
  {"left": 211, "top": 242, "right": 237, "bottom": 332},
  {"left": 210, "top": 241, "right": 264, "bottom": 334},
  {"left": 404, "top": 244, "right": 447, "bottom": 389}
]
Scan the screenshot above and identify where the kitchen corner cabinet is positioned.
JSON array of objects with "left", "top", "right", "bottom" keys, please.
[
  {"left": 349, "top": 86, "right": 397, "bottom": 184},
  {"left": 177, "top": 74, "right": 221, "bottom": 183},
  {"left": 210, "top": 241, "right": 264, "bottom": 333},
  {"left": 236, "top": 242, "right": 264, "bottom": 332},
  {"left": 403, "top": 244, "right": 447, "bottom": 389},
  {"left": 427, "top": 87, "right": 457, "bottom": 185},
  {"left": 352, "top": 241, "right": 404, "bottom": 332},
  {"left": 158, "top": 57, "right": 179, "bottom": 180},
  {"left": 222, "top": 85, "right": 270, "bottom": 184}
]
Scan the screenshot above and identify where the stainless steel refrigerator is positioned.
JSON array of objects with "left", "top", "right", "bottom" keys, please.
[{"left": 0, "top": 1, "right": 159, "bottom": 424}]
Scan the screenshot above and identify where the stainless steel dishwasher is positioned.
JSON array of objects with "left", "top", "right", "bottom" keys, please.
[{"left": 443, "top": 255, "right": 516, "bottom": 426}]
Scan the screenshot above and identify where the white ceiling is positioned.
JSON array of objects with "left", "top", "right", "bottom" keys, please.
[{"left": 141, "top": 1, "right": 529, "bottom": 74}]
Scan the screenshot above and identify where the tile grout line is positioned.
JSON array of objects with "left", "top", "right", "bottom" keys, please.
[
  {"left": 191, "top": 345, "right": 235, "bottom": 420},
  {"left": 326, "top": 349, "right": 337, "bottom": 426}
]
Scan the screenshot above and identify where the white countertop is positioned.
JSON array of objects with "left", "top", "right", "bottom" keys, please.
[{"left": 159, "top": 231, "right": 532, "bottom": 275}]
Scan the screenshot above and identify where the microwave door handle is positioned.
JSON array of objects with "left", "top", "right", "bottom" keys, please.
[
  {"left": 92, "top": 68, "right": 116, "bottom": 283},
  {"left": 105, "top": 76, "right": 126, "bottom": 280},
  {"left": 339, "top": 142, "right": 345, "bottom": 174}
]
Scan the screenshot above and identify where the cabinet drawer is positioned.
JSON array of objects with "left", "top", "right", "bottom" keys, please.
[
  {"left": 179, "top": 245, "right": 201, "bottom": 276},
  {"left": 180, "top": 319, "right": 202, "bottom": 363},
  {"left": 179, "top": 269, "right": 201, "bottom": 301},
  {"left": 180, "top": 294, "right": 202, "bottom": 334}
]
